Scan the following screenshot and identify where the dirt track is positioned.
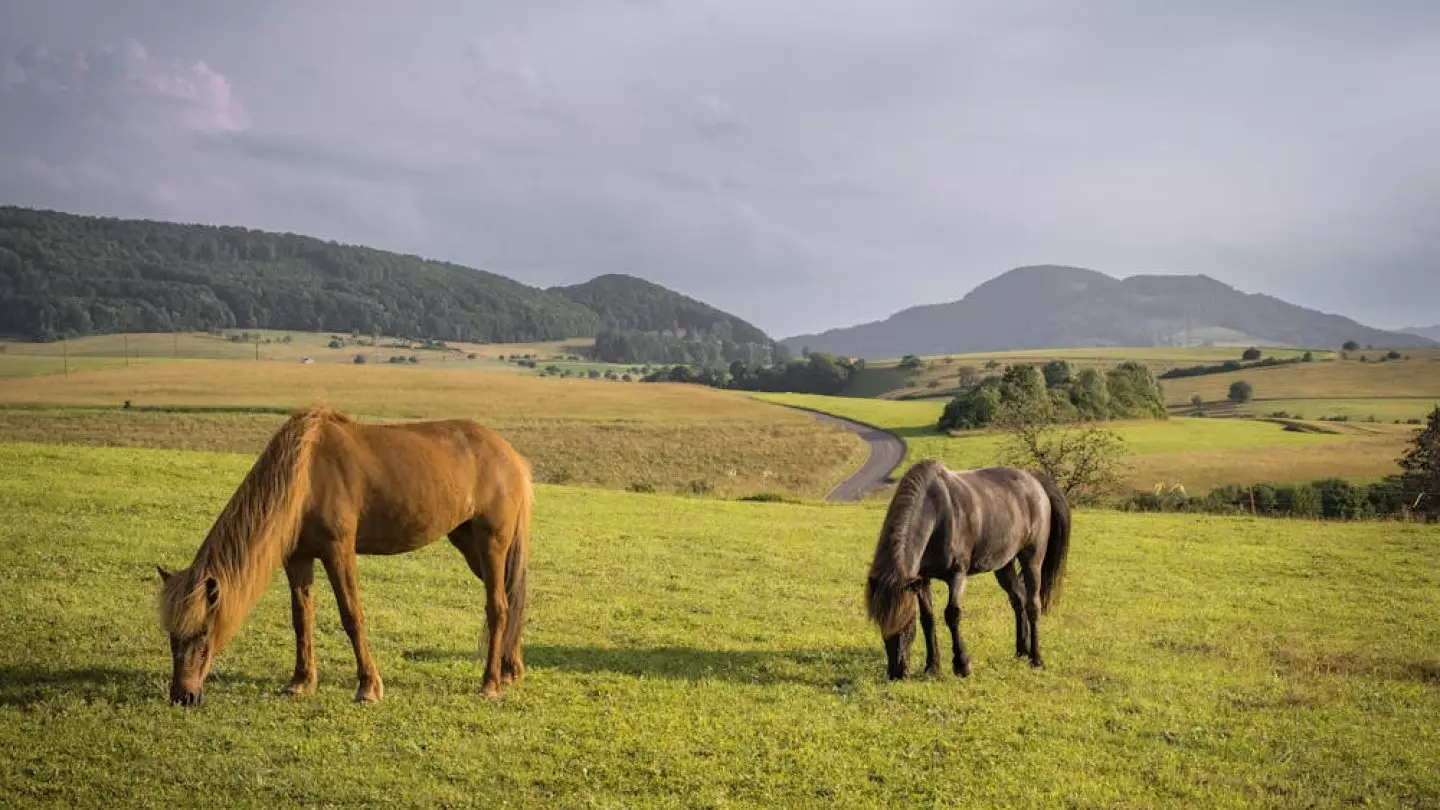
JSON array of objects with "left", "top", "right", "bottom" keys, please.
[{"left": 786, "top": 408, "right": 907, "bottom": 502}]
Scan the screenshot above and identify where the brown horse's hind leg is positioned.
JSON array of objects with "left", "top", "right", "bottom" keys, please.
[
  {"left": 448, "top": 522, "right": 510, "bottom": 698},
  {"left": 320, "top": 547, "right": 384, "bottom": 703},
  {"left": 281, "top": 556, "right": 319, "bottom": 695},
  {"left": 1018, "top": 550, "right": 1044, "bottom": 668},
  {"left": 916, "top": 581, "right": 940, "bottom": 676},
  {"left": 944, "top": 571, "right": 971, "bottom": 677},
  {"left": 994, "top": 562, "right": 1031, "bottom": 659}
]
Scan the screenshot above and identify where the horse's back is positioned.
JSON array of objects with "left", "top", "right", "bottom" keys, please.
[
  {"left": 306, "top": 416, "right": 530, "bottom": 550},
  {"left": 945, "top": 466, "right": 1052, "bottom": 573}
]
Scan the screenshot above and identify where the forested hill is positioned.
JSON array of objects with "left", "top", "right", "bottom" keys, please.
[
  {"left": 0, "top": 207, "right": 773, "bottom": 348},
  {"left": 550, "top": 274, "right": 771, "bottom": 345}
]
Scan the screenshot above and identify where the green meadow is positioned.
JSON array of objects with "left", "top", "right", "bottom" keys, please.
[{"left": 1, "top": 442, "right": 1437, "bottom": 807}]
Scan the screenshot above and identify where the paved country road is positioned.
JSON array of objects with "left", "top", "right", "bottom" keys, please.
[{"left": 777, "top": 405, "right": 908, "bottom": 502}]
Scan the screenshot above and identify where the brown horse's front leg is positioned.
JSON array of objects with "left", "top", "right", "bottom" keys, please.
[
  {"left": 281, "top": 556, "right": 318, "bottom": 695},
  {"left": 321, "top": 549, "right": 384, "bottom": 703}
]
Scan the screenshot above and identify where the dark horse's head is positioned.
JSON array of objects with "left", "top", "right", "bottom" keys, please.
[
  {"left": 156, "top": 565, "right": 229, "bottom": 706},
  {"left": 866, "top": 460, "right": 947, "bottom": 681}
]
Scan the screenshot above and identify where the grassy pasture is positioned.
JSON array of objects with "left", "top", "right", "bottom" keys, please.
[
  {"left": 0, "top": 362, "right": 867, "bottom": 499},
  {"left": 0, "top": 442, "right": 1436, "bottom": 807},
  {"left": 753, "top": 393, "right": 1414, "bottom": 493},
  {"left": 1161, "top": 354, "right": 1440, "bottom": 407},
  {"left": 857, "top": 347, "right": 1334, "bottom": 400}
]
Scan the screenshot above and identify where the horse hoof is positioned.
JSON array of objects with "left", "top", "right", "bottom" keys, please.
[
  {"left": 354, "top": 679, "right": 384, "bottom": 704},
  {"left": 954, "top": 661, "right": 972, "bottom": 678},
  {"left": 280, "top": 680, "right": 316, "bottom": 696},
  {"left": 1030, "top": 659, "right": 1044, "bottom": 669},
  {"left": 483, "top": 684, "right": 502, "bottom": 699}
]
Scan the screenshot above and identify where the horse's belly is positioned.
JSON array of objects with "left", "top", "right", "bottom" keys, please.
[{"left": 967, "top": 547, "right": 1013, "bottom": 574}]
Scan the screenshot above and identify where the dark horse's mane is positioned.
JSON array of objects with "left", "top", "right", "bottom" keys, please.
[{"left": 865, "top": 459, "right": 947, "bottom": 636}]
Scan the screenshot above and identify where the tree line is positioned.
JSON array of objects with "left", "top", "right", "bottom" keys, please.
[
  {"left": 640, "top": 352, "right": 861, "bottom": 395},
  {"left": 939, "top": 360, "right": 1168, "bottom": 431}
]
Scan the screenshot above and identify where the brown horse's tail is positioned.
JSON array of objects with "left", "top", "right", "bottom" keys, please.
[
  {"left": 501, "top": 471, "right": 532, "bottom": 661},
  {"left": 1035, "top": 472, "right": 1071, "bottom": 615},
  {"left": 865, "top": 460, "right": 945, "bottom": 637}
]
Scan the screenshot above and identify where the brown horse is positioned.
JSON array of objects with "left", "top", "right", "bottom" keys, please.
[
  {"left": 865, "top": 460, "right": 1070, "bottom": 680},
  {"left": 156, "top": 405, "right": 532, "bottom": 706}
]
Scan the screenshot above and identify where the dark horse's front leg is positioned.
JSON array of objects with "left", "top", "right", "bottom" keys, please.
[
  {"left": 281, "top": 556, "right": 318, "bottom": 695},
  {"left": 994, "top": 562, "right": 1031, "bottom": 659},
  {"left": 945, "top": 570, "right": 971, "bottom": 677},
  {"left": 916, "top": 580, "right": 940, "bottom": 676}
]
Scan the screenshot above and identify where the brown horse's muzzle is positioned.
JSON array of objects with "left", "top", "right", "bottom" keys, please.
[{"left": 171, "top": 684, "right": 204, "bottom": 706}]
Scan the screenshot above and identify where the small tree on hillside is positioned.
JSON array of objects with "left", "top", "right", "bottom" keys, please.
[
  {"left": 995, "top": 402, "right": 1129, "bottom": 506},
  {"left": 1228, "top": 380, "right": 1254, "bottom": 404},
  {"left": 1190, "top": 394, "right": 1205, "bottom": 415},
  {"left": 1042, "top": 359, "right": 1075, "bottom": 388},
  {"left": 1398, "top": 406, "right": 1440, "bottom": 522},
  {"left": 1242, "top": 347, "right": 1262, "bottom": 361},
  {"left": 1342, "top": 340, "right": 1360, "bottom": 351}
]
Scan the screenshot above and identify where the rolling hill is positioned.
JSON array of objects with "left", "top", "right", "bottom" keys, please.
[
  {"left": 783, "top": 265, "right": 1436, "bottom": 359},
  {"left": 0, "top": 207, "right": 772, "bottom": 349},
  {"left": 549, "top": 273, "right": 772, "bottom": 346}
]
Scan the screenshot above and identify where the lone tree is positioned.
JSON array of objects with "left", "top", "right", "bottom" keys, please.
[
  {"left": 1342, "top": 340, "right": 1360, "bottom": 351},
  {"left": 995, "top": 401, "right": 1129, "bottom": 506},
  {"left": 1241, "top": 347, "right": 1262, "bottom": 361},
  {"left": 1398, "top": 406, "right": 1440, "bottom": 522},
  {"left": 1228, "top": 380, "right": 1254, "bottom": 404},
  {"left": 1190, "top": 393, "right": 1205, "bottom": 414}
]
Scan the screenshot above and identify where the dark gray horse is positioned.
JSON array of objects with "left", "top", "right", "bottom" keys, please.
[{"left": 865, "top": 459, "right": 1071, "bottom": 680}]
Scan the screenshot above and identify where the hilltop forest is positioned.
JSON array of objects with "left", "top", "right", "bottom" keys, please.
[{"left": 0, "top": 207, "right": 776, "bottom": 366}]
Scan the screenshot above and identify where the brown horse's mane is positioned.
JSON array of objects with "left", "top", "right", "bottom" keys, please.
[
  {"left": 158, "top": 404, "right": 345, "bottom": 646},
  {"left": 865, "top": 459, "right": 946, "bottom": 636}
]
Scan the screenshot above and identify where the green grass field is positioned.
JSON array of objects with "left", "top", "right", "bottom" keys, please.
[
  {"left": 754, "top": 393, "right": 1416, "bottom": 493},
  {"left": 1, "top": 442, "right": 1436, "bottom": 807}
]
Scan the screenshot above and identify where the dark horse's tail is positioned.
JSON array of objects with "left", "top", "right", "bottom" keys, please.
[
  {"left": 1034, "top": 473, "right": 1071, "bottom": 614},
  {"left": 866, "top": 460, "right": 946, "bottom": 637},
  {"left": 501, "top": 473, "right": 532, "bottom": 661}
]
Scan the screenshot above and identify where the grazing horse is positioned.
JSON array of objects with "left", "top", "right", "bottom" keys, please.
[
  {"left": 156, "top": 405, "right": 532, "bottom": 706},
  {"left": 865, "top": 460, "right": 1070, "bottom": 680}
]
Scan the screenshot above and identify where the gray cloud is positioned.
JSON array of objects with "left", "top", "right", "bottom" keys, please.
[{"left": 1, "top": 1, "right": 1438, "bottom": 336}]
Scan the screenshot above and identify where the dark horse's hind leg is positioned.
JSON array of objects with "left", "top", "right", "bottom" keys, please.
[
  {"left": 1018, "top": 549, "right": 1044, "bottom": 668},
  {"left": 944, "top": 571, "right": 971, "bottom": 677},
  {"left": 916, "top": 581, "right": 940, "bottom": 676},
  {"left": 994, "top": 562, "right": 1031, "bottom": 659}
]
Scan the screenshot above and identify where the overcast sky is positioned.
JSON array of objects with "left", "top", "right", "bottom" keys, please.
[{"left": 2, "top": 1, "right": 1437, "bottom": 336}]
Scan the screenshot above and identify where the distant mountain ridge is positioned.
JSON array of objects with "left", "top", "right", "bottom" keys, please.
[
  {"left": 782, "top": 265, "right": 1435, "bottom": 359},
  {"left": 1400, "top": 324, "right": 1440, "bottom": 343},
  {"left": 0, "top": 206, "right": 771, "bottom": 346}
]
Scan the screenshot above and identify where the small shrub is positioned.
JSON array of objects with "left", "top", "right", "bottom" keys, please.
[
  {"left": 353, "top": 354, "right": 367, "bottom": 364},
  {"left": 1241, "top": 347, "right": 1262, "bottom": 361}
]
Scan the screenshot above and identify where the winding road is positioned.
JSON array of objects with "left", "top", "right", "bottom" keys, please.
[{"left": 778, "top": 406, "right": 908, "bottom": 502}]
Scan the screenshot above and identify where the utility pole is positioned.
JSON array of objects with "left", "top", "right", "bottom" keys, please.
[
  {"left": 173, "top": 332, "right": 179, "bottom": 358},
  {"left": 255, "top": 340, "right": 260, "bottom": 361},
  {"left": 63, "top": 337, "right": 69, "bottom": 377},
  {"left": 124, "top": 334, "right": 130, "bottom": 366}
]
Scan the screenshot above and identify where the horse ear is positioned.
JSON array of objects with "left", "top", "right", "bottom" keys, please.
[
  {"left": 157, "top": 565, "right": 173, "bottom": 583},
  {"left": 204, "top": 577, "right": 220, "bottom": 608}
]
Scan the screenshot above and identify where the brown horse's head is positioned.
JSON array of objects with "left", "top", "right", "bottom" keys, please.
[{"left": 156, "top": 565, "right": 226, "bottom": 706}]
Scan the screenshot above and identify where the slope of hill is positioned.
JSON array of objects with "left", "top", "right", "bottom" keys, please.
[
  {"left": 783, "top": 265, "right": 1435, "bottom": 359},
  {"left": 0, "top": 206, "right": 608, "bottom": 343},
  {"left": 1401, "top": 324, "right": 1440, "bottom": 343},
  {"left": 550, "top": 273, "right": 772, "bottom": 344},
  {"left": 0, "top": 207, "right": 771, "bottom": 351}
]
